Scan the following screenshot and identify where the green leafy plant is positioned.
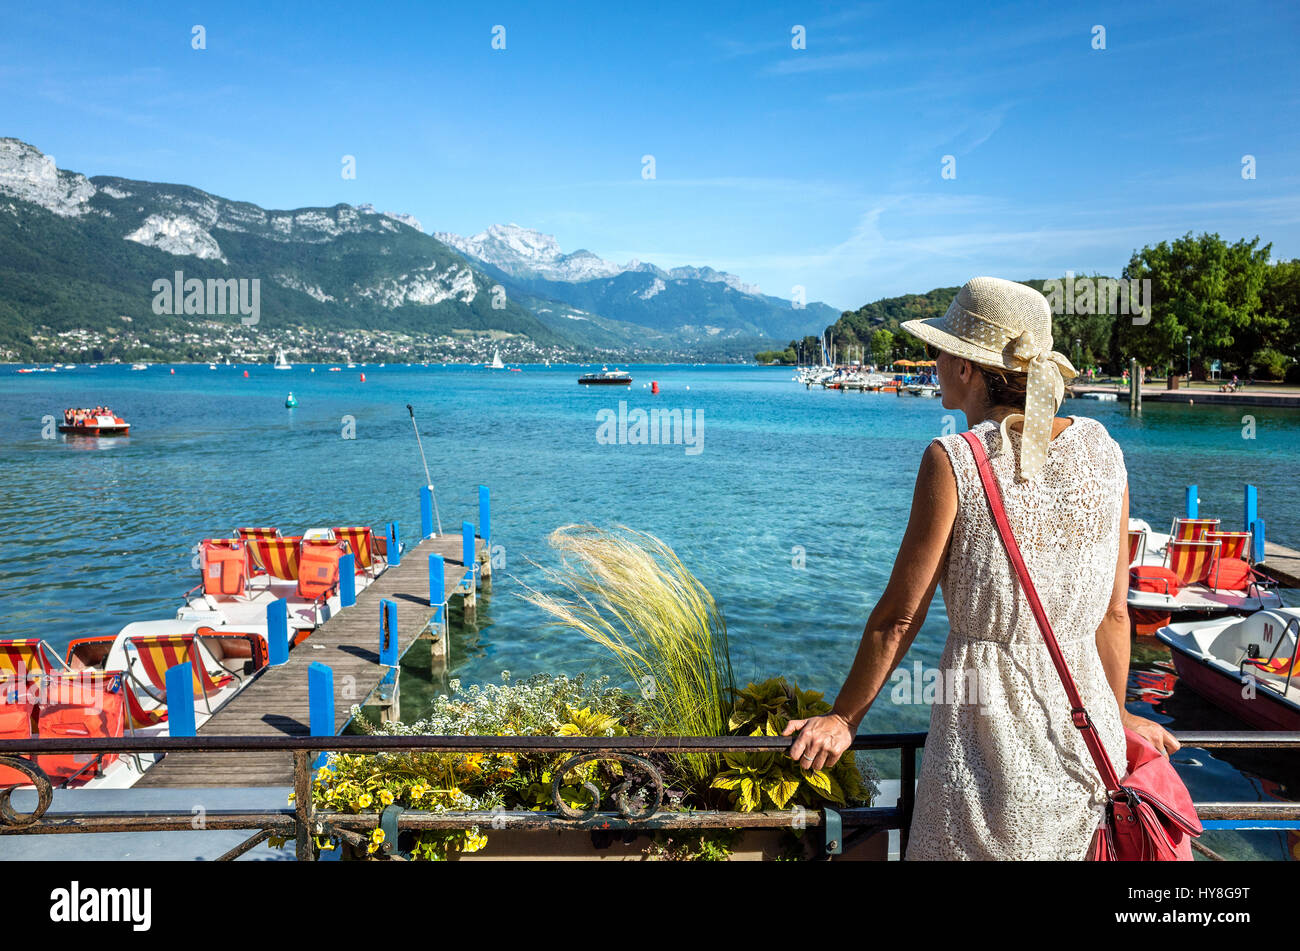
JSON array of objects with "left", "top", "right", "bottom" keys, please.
[{"left": 713, "top": 677, "right": 875, "bottom": 812}]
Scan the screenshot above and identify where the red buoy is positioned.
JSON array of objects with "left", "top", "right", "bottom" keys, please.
[
  {"left": 170, "top": 368, "right": 175, "bottom": 375},
  {"left": 243, "top": 370, "right": 249, "bottom": 378},
  {"left": 651, "top": 381, "right": 660, "bottom": 394},
  {"left": 360, "top": 373, "right": 366, "bottom": 382}
]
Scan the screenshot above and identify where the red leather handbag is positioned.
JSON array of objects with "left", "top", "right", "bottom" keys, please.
[{"left": 960, "top": 431, "right": 1202, "bottom": 861}]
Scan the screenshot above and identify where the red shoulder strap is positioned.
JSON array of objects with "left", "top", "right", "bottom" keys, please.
[{"left": 958, "top": 430, "right": 1123, "bottom": 793}]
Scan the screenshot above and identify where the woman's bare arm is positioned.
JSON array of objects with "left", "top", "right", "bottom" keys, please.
[
  {"left": 785, "top": 440, "right": 958, "bottom": 769},
  {"left": 1096, "top": 485, "right": 1180, "bottom": 756}
]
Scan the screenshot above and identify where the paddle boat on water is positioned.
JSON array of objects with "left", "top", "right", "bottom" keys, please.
[
  {"left": 0, "top": 520, "right": 403, "bottom": 793},
  {"left": 1156, "top": 608, "right": 1300, "bottom": 730},
  {"left": 1126, "top": 516, "right": 1282, "bottom": 631},
  {"left": 57, "top": 407, "right": 130, "bottom": 436},
  {"left": 183, "top": 525, "right": 392, "bottom": 634},
  {"left": 0, "top": 618, "right": 272, "bottom": 790}
]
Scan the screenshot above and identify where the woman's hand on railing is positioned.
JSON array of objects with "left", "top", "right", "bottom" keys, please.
[
  {"left": 1124, "top": 711, "right": 1181, "bottom": 757},
  {"left": 783, "top": 713, "right": 855, "bottom": 771}
]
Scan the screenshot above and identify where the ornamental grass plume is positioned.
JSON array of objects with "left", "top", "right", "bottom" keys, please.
[{"left": 523, "top": 524, "right": 735, "bottom": 785}]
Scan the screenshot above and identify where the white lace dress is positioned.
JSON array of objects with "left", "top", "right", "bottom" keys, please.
[{"left": 905, "top": 415, "right": 1129, "bottom": 860}]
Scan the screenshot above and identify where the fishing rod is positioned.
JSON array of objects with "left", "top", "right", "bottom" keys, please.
[{"left": 407, "top": 403, "right": 442, "bottom": 535}]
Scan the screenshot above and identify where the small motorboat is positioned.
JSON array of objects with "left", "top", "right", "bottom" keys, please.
[
  {"left": 1157, "top": 608, "right": 1300, "bottom": 730},
  {"left": 579, "top": 367, "right": 633, "bottom": 385},
  {"left": 57, "top": 407, "right": 130, "bottom": 436},
  {"left": 130, "top": 363, "right": 148, "bottom": 371}
]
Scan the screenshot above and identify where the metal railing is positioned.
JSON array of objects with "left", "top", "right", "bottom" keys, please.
[{"left": 0, "top": 731, "right": 1296, "bottom": 861}]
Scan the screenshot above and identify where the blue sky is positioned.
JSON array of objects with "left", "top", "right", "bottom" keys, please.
[{"left": 2, "top": 0, "right": 1298, "bottom": 310}]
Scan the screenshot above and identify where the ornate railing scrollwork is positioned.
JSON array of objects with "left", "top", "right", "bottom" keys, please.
[
  {"left": 0, "top": 757, "right": 53, "bottom": 828},
  {"left": 550, "top": 752, "right": 664, "bottom": 819}
]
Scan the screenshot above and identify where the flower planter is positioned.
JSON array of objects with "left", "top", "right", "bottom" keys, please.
[{"left": 442, "top": 827, "right": 888, "bottom": 861}]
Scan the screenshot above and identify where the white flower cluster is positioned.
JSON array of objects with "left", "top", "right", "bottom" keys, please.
[{"left": 367, "top": 672, "right": 634, "bottom": 737}]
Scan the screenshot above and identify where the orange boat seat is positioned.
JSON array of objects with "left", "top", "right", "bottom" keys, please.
[{"left": 1130, "top": 565, "right": 1182, "bottom": 597}]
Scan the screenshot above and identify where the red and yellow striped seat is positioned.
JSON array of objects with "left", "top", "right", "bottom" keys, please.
[
  {"left": 245, "top": 536, "right": 304, "bottom": 582},
  {"left": 127, "top": 634, "right": 233, "bottom": 707},
  {"left": 1204, "top": 531, "right": 1250, "bottom": 561},
  {"left": 237, "top": 527, "right": 280, "bottom": 571},
  {"left": 0, "top": 640, "right": 58, "bottom": 679},
  {"left": 1164, "top": 539, "right": 1219, "bottom": 586},
  {"left": 1171, "top": 518, "right": 1220, "bottom": 542},
  {"left": 1127, "top": 530, "right": 1146, "bottom": 566},
  {"left": 332, "top": 526, "right": 376, "bottom": 573}
]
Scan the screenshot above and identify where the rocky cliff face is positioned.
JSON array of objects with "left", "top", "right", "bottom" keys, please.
[{"left": 0, "top": 138, "right": 97, "bottom": 217}]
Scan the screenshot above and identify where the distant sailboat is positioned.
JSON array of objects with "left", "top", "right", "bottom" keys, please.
[
  {"left": 274, "top": 349, "right": 292, "bottom": 370},
  {"left": 490, "top": 348, "right": 505, "bottom": 369}
]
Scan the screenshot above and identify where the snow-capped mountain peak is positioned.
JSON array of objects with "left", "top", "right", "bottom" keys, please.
[{"left": 433, "top": 222, "right": 760, "bottom": 293}]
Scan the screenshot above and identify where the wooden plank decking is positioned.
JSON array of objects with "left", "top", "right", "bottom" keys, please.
[
  {"left": 1262, "top": 541, "right": 1300, "bottom": 589},
  {"left": 136, "top": 533, "right": 486, "bottom": 788}
]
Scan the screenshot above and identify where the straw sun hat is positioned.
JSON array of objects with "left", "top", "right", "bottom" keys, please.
[{"left": 901, "top": 276, "right": 1077, "bottom": 482}]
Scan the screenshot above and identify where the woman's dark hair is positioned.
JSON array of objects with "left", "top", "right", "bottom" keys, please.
[{"left": 976, "top": 364, "right": 1029, "bottom": 410}]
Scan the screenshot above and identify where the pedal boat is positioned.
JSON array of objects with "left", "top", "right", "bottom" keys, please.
[
  {"left": 182, "top": 526, "right": 391, "bottom": 634},
  {"left": 1127, "top": 519, "right": 1283, "bottom": 616},
  {"left": 57, "top": 411, "right": 130, "bottom": 436},
  {"left": 1156, "top": 608, "right": 1300, "bottom": 730},
  {"left": 1, "top": 619, "right": 271, "bottom": 790}
]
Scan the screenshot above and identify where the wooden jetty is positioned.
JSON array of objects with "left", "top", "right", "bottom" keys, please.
[
  {"left": 1262, "top": 541, "right": 1300, "bottom": 589},
  {"left": 135, "top": 532, "right": 489, "bottom": 789}
]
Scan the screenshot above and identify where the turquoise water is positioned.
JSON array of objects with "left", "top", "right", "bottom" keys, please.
[{"left": 3, "top": 363, "right": 1299, "bottom": 858}]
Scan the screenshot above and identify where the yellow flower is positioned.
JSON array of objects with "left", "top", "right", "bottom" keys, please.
[
  {"left": 367, "top": 828, "right": 385, "bottom": 854},
  {"left": 378, "top": 789, "right": 395, "bottom": 806},
  {"left": 409, "top": 783, "right": 430, "bottom": 800},
  {"left": 357, "top": 793, "right": 373, "bottom": 809},
  {"left": 287, "top": 792, "right": 296, "bottom": 805}
]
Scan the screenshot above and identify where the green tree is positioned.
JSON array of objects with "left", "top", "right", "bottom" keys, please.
[{"left": 1119, "top": 233, "right": 1272, "bottom": 378}]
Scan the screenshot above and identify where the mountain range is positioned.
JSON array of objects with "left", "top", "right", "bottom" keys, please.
[{"left": 0, "top": 139, "right": 835, "bottom": 362}]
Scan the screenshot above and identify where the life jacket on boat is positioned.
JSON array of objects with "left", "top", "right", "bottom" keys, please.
[
  {"left": 35, "top": 674, "right": 125, "bottom": 784},
  {"left": 298, "top": 541, "right": 346, "bottom": 600},
  {"left": 202, "top": 540, "right": 248, "bottom": 597},
  {"left": 0, "top": 704, "right": 35, "bottom": 786}
]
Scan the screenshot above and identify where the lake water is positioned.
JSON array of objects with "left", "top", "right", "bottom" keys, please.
[{"left": 2, "top": 363, "right": 1298, "bottom": 859}]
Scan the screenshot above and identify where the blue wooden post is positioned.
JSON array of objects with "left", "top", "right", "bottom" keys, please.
[
  {"left": 166, "top": 663, "right": 196, "bottom": 737},
  {"left": 420, "top": 485, "right": 434, "bottom": 539},
  {"left": 388, "top": 521, "right": 401, "bottom": 567},
  {"left": 429, "top": 554, "right": 445, "bottom": 628},
  {"left": 380, "top": 599, "right": 399, "bottom": 666},
  {"left": 1244, "top": 484, "right": 1258, "bottom": 534},
  {"left": 1185, "top": 485, "right": 1198, "bottom": 519},
  {"left": 267, "top": 598, "right": 289, "bottom": 666},
  {"left": 308, "top": 662, "right": 334, "bottom": 771},
  {"left": 462, "top": 520, "right": 476, "bottom": 584},
  {"left": 339, "top": 553, "right": 356, "bottom": 607},
  {"left": 478, "top": 485, "right": 491, "bottom": 546},
  {"left": 1252, "top": 518, "right": 1266, "bottom": 565}
]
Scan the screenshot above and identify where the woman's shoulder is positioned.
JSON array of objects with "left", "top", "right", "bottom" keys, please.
[{"left": 1064, "top": 415, "right": 1127, "bottom": 471}]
